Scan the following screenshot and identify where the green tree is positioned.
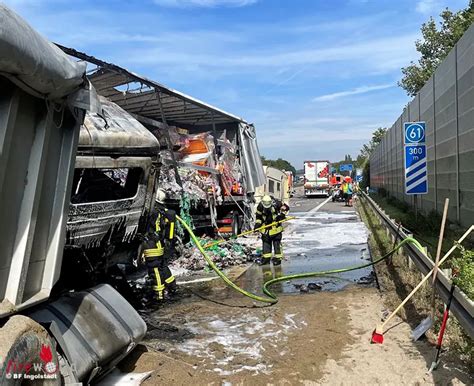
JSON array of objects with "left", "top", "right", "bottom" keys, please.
[
  {"left": 261, "top": 156, "right": 296, "bottom": 174},
  {"left": 399, "top": 4, "right": 474, "bottom": 96},
  {"left": 357, "top": 127, "right": 387, "bottom": 187},
  {"left": 359, "top": 127, "right": 387, "bottom": 160}
]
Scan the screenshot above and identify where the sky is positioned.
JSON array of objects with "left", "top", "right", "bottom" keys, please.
[{"left": 3, "top": 0, "right": 468, "bottom": 167}]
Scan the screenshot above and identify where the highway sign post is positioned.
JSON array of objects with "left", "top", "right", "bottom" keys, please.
[
  {"left": 356, "top": 168, "right": 363, "bottom": 183},
  {"left": 404, "top": 122, "right": 427, "bottom": 195},
  {"left": 404, "top": 121, "right": 427, "bottom": 219}
]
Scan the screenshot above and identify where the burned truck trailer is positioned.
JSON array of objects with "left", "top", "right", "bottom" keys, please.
[
  {"left": 58, "top": 46, "right": 266, "bottom": 236},
  {"left": 154, "top": 120, "right": 263, "bottom": 235}
]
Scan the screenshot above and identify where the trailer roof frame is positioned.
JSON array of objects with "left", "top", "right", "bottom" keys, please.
[{"left": 57, "top": 44, "right": 248, "bottom": 128}]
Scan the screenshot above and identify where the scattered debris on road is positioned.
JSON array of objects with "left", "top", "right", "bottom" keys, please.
[{"left": 171, "top": 237, "right": 256, "bottom": 272}]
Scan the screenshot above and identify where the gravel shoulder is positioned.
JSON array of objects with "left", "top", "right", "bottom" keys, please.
[{"left": 121, "top": 287, "right": 471, "bottom": 385}]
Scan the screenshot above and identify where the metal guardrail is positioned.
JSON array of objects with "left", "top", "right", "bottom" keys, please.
[{"left": 360, "top": 192, "right": 474, "bottom": 339}]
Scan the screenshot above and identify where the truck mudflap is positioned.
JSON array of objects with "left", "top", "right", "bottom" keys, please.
[{"left": 26, "top": 284, "right": 146, "bottom": 384}]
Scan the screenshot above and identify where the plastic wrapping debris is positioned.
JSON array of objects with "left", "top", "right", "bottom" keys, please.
[
  {"left": 170, "top": 237, "right": 255, "bottom": 272},
  {"left": 180, "top": 168, "right": 215, "bottom": 202},
  {"left": 217, "top": 138, "right": 244, "bottom": 196},
  {"left": 158, "top": 162, "right": 215, "bottom": 203},
  {"left": 179, "top": 194, "right": 194, "bottom": 231},
  {"left": 156, "top": 127, "right": 245, "bottom": 209},
  {"left": 181, "top": 133, "right": 215, "bottom": 168},
  {"left": 152, "top": 125, "right": 188, "bottom": 152},
  {"left": 158, "top": 160, "right": 183, "bottom": 198}
]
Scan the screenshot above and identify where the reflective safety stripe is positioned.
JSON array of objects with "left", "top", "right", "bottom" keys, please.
[
  {"left": 155, "top": 214, "right": 161, "bottom": 232},
  {"left": 269, "top": 226, "right": 283, "bottom": 236},
  {"left": 255, "top": 219, "right": 262, "bottom": 224},
  {"left": 169, "top": 222, "right": 175, "bottom": 239},
  {"left": 165, "top": 275, "right": 176, "bottom": 284},
  {"left": 256, "top": 210, "right": 262, "bottom": 215},
  {"left": 274, "top": 254, "right": 283, "bottom": 259},
  {"left": 153, "top": 268, "right": 164, "bottom": 299},
  {"left": 144, "top": 247, "right": 164, "bottom": 257},
  {"left": 262, "top": 253, "right": 272, "bottom": 258}
]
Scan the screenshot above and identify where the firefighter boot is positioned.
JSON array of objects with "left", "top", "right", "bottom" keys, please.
[
  {"left": 256, "top": 256, "right": 271, "bottom": 265},
  {"left": 271, "top": 234, "right": 283, "bottom": 266},
  {"left": 271, "top": 257, "right": 282, "bottom": 266}
]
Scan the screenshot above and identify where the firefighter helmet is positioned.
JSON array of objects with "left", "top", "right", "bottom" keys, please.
[
  {"left": 262, "top": 195, "right": 272, "bottom": 208},
  {"left": 155, "top": 189, "right": 167, "bottom": 204}
]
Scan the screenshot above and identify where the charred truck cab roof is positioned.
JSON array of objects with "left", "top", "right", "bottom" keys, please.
[{"left": 78, "top": 96, "right": 160, "bottom": 156}]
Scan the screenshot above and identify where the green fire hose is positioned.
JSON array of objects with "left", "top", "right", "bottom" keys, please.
[{"left": 176, "top": 215, "right": 426, "bottom": 305}]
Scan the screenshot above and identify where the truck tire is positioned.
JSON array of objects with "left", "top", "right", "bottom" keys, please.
[
  {"left": 232, "top": 211, "right": 240, "bottom": 236},
  {"left": 0, "top": 315, "right": 61, "bottom": 385}
]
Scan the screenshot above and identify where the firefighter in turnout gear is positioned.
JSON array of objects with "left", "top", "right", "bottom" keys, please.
[
  {"left": 142, "top": 189, "right": 177, "bottom": 301},
  {"left": 254, "top": 195, "right": 289, "bottom": 266}
]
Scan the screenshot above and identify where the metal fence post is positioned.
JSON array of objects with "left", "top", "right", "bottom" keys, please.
[
  {"left": 418, "top": 94, "right": 422, "bottom": 212},
  {"left": 433, "top": 74, "right": 438, "bottom": 212},
  {"left": 454, "top": 44, "right": 460, "bottom": 223}
]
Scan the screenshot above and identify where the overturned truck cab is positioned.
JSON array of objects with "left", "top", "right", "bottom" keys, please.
[
  {"left": 61, "top": 96, "right": 160, "bottom": 289},
  {"left": 0, "top": 5, "right": 147, "bottom": 385}
]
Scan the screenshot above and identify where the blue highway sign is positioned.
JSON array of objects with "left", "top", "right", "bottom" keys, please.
[
  {"left": 339, "top": 164, "right": 353, "bottom": 172},
  {"left": 356, "top": 175, "right": 363, "bottom": 183},
  {"left": 404, "top": 144, "right": 427, "bottom": 194},
  {"left": 404, "top": 121, "right": 428, "bottom": 195}
]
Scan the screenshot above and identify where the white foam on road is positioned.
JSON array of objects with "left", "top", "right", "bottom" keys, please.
[
  {"left": 283, "top": 210, "right": 368, "bottom": 253},
  {"left": 174, "top": 312, "right": 306, "bottom": 375}
]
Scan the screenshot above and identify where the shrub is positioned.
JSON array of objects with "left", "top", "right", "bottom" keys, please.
[{"left": 452, "top": 246, "right": 474, "bottom": 299}]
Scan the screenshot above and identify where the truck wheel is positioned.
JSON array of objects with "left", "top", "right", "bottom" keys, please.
[
  {"left": 232, "top": 212, "right": 240, "bottom": 236},
  {"left": 0, "top": 315, "right": 61, "bottom": 385}
]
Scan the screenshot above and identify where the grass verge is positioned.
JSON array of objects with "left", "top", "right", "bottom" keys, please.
[
  {"left": 357, "top": 197, "right": 473, "bottom": 372},
  {"left": 369, "top": 192, "right": 473, "bottom": 304}
]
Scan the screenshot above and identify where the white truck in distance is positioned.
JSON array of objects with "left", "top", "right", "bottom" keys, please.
[{"left": 303, "top": 160, "right": 330, "bottom": 197}]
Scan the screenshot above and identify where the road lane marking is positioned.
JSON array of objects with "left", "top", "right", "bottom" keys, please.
[
  {"left": 286, "top": 196, "right": 332, "bottom": 233},
  {"left": 310, "top": 196, "right": 332, "bottom": 213}
]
